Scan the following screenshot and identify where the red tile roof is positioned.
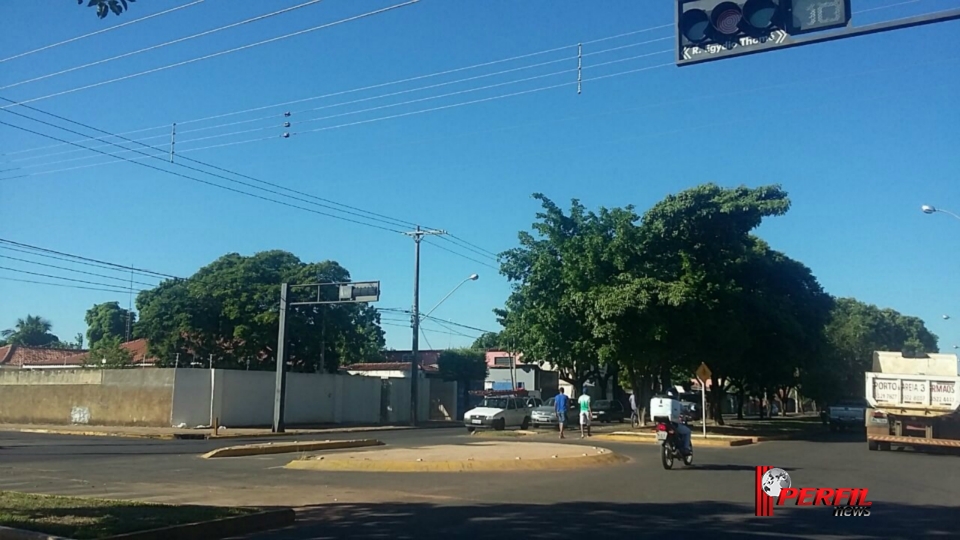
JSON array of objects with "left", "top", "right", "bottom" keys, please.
[
  {"left": 120, "top": 338, "right": 155, "bottom": 363},
  {"left": 0, "top": 345, "right": 88, "bottom": 368}
]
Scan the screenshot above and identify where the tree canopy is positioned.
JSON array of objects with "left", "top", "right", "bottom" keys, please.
[
  {"left": 84, "top": 335, "right": 134, "bottom": 368},
  {"left": 1, "top": 315, "right": 60, "bottom": 347},
  {"left": 437, "top": 348, "right": 488, "bottom": 383},
  {"left": 85, "top": 302, "right": 135, "bottom": 347},
  {"left": 80, "top": 0, "right": 135, "bottom": 19},
  {"left": 135, "top": 250, "right": 385, "bottom": 372},
  {"left": 494, "top": 183, "right": 938, "bottom": 423}
]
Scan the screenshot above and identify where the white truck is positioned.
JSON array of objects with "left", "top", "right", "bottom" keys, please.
[{"left": 864, "top": 351, "right": 960, "bottom": 452}]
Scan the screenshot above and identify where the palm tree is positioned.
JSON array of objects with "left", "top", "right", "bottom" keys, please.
[{"left": 1, "top": 315, "right": 60, "bottom": 347}]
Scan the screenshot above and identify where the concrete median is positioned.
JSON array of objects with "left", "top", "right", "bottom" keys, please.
[
  {"left": 595, "top": 431, "right": 754, "bottom": 447},
  {"left": 200, "top": 438, "right": 382, "bottom": 459}
]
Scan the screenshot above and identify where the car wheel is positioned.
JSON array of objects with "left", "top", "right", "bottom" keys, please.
[
  {"left": 466, "top": 427, "right": 476, "bottom": 433},
  {"left": 521, "top": 417, "right": 530, "bottom": 430},
  {"left": 494, "top": 418, "right": 505, "bottom": 431},
  {"left": 532, "top": 423, "right": 540, "bottom": 429},
  {"left": 868, "top": 440, "right": 878, "bottom": 451}
]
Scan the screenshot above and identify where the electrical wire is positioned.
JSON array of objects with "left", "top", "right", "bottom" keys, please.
[
  {"left": 7, "top": 39, "right": 674, "bottom": 167},
  {"left": 0, "top": 119, "right": 408, "bottom": 235},
  {"left": 0, "top": 0, "right": 207, "bottom": 64},
  {"left": 1, "top": 0, "right": 327, "bottom": 91},
  {"left": 0, "top": 1, "right": 421, "bottom": 110},
  {"left": 0, "top": 265, "right": 147, "bottom": 292},
  {"left": 1, "top": 21, "right": 673, "bottom": 158},
  {"left": 420, "top": 314, "right": 495, "bottom": 335},
  {"left": 0, "top": 239, "right": 179, "bottom": 279},
  {"left": 0, "top": 275, "right": 140, "bottom": 295},
  {"left": 0, "top": 254, "right": 158, "bottom": 287},
  {"left": 423, "top": 239, "right": 499, "bottom": 270}
]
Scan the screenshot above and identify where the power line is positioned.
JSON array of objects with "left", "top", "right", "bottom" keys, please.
[
  {"left": 1, "top": 21, "right": 673, "bottom": 158},
  {"left": 8, "top": 36, "right": 672, "bottom": 165},
  {"left": 0, "top": 117, "right": 409, "bottom": 235},
  {"left": 423, "top": 239, "right": 499, "bottom": 271},
  {"left": 0, "top": 239, "right": 179, "bottom": 279},
  {"left": 0, "top": 254, "right": 158, "bottom": 287},
  {"left": 0, "top": 275, "right": 139, "bottom": 295},
  {"left": 0, "top": 0, "right": 421, "bottom": 110},
  {"left": 1, "top": 0, "right": 327, "bottom": 91},
  {"left": 420, "top": 314, "right": 496, "bottom": 335},
  {"left": 0, "top": 100, "right": 419, "bottom": 231},
  {"left": 0, "top": 0, "right": 207, "bottom": 64},
  {"left": 0, "top": 265, "right": 147, "bottom": 292},
  {"left": 8, "top": 41, "right": 674, "bottom": 168}
]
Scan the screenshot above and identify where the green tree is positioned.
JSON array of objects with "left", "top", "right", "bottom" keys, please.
[
  {"left": 807, "top": 298, "right": 939, "bottom": 405},
  {"left": 136, "top": 250, "right": 385, "bottom": 372},
  {"left": 84, "top": 335, "right": 133, "bottom": 368},
  {"left": 80, "top": 0, "right": 135, "bottom": 19},
  {"left": 497, "top": 194, "right": 612, "bottom": 395},
  {"left": 1, "top": 315, "right": 60, "bottom": 347},
  {"left": 437, "top": 348, "right": 488, "bottom": 384},
  {"left": 471, "top": 332, "right": 502, "bottom": 350},
  {"left": 85, "top": 302, "right": 136, "bottom": 347}
]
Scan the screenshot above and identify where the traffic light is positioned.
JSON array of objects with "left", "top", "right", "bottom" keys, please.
[{"left": 676, "top": 0, "right": 852, "bottom": 66}]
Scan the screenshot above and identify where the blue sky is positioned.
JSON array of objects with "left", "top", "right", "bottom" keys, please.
[{"left": 1, "top": 0, "right": 958, "bottom": 354}]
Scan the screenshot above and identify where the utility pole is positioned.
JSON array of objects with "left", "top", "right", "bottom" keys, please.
[
  {"left": 273, "top": 283, "right": 290, "bottom": 433},
  {"left": 403, "top": 226, "right": 446, "bottom": 426}
]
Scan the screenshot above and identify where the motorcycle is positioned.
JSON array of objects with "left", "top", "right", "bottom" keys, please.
[{"left": 656, "top": 415, "right": 693, "bottom": 470}]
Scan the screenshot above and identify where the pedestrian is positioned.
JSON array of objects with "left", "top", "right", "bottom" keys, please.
[
  {"left": 554, "top": 388, "right": 569, "bottom": 439},
  {"left": 629, "top": 392, "right": 638, "bottom": 427},
  {"left": 578, "top": 386, "right": 592, "bottom": 439}
]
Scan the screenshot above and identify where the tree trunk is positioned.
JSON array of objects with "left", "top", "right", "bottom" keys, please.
[
  {"left": 736, "top": 386, "right": 745, "bottom": 420},
  {"left": 709, "top": 375, "right": 725, "bottom": 426}
]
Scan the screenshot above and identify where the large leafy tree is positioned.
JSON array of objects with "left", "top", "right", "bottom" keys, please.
[
  {"left": 1, "top": 315, "right": 60, "bottom": 347},
  {"left": 806, "top": 298, "right": 939, "bottom": 404},
  {"left": 136, "top": 250, "right": 385, "bottom": 372},
  {"left": 471, "top": 332, "right": 502, "bottom": 350},
  {"left": 497, "top": 194, "right": 612, "bottom": 395},
  {"left": 85, "top": 302, "right": 136, "bottom": 347}
]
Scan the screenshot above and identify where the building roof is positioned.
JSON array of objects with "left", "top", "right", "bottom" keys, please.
[
  {"left": 119, "top": 338, "right": 155, "bottom": 363},
  {"left": 0, "top": 344, "right": 88, "bottom": 368},
  {"left": 345, "top": 362, "right": 439, "bottom": 373}
]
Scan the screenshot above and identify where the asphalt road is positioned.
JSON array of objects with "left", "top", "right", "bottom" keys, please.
[{"left": 1, "top": 428, "right": 957, "bottom": 539}]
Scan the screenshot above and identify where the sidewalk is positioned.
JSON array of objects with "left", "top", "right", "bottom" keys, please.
[{"left": 0, "top": 421, "right": 460, "bottom": 440}]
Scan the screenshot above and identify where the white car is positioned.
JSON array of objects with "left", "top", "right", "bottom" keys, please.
[{"left": 464, "top": 396, "right": 532, "bottom": 432}]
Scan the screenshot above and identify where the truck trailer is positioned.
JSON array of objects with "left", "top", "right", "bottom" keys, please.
[{"left": 864, "top": 351, "right": 960, "bottom": 452}]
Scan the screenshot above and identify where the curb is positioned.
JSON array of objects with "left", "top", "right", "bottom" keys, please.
[
  {"left": 0, "top": 525, "right": 73, "bottom": 540},
  {"left": 285, "top": 450, "right": 628, "bottom": 473},
  {"left": 200, "top": 438, "right": 382, "bottom": 458},
  {"left": 104, "top": 508, "right": 295, "bottom": 540},
  {"left": 594, "top": 434, "right": 754, "bottom": 447},
  {"left": 472, "top": 430, "right": 540, "bottom": 437},
  {"left": 15, "top": 429, "right": 177, "bottom": 440},
  {"left": 5, "top": 423, "right": 460, "bottom": 441}
]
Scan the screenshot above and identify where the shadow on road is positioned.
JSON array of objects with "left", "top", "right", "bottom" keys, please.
[{"left": 238, "top": 501, "right": 956, "bottom": 540}]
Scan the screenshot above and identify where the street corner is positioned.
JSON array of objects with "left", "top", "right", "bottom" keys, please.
[
  {"left": 200, "top": 438, "right": 382, "bottom": 459},
  {"left": 595, "top": 431, "right": 754, "bottom": 447},
  {"left": 284, "top": 440, "right": 628, "bottom": 473}
]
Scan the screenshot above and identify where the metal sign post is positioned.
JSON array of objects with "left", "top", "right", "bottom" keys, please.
[
  {"left": 696, "top": 362, "right": 712, "bottom": 439},
  {"left": 272, "top": 280, "right": 381, "bottom": 433}
]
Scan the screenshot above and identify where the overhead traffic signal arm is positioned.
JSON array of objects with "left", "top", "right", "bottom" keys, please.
[{"left": 676, "top": 0, "right": 851, "bottom": 66}]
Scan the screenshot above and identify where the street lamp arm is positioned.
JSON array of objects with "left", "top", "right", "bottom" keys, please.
[
  {"left": 423, "top": 275, "right": 476, "bottom": 319},
  {"left": 937, "top": 208, "right": 960, "bottom": 221}
]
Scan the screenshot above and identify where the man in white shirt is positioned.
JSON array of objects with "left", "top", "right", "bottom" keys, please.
[
  {"left": 578, "top": 387, "right": 592, "bottom": 439},
  {"left": 629, "top": 393, "right": 638, "bottom": 427}
]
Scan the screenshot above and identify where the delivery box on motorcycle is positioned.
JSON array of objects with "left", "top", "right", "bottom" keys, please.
[{"left": 650, "top": 397, "right": 683, "bottom": 423}]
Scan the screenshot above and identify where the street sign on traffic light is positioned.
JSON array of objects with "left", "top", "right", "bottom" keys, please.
[{"left": 676, "top": 0, "right": 851, "bottom": 66}]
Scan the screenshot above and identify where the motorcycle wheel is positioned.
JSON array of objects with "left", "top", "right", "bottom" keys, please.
[
  {"left": 661, "top": 443, "right": 674, "bottom": 470},
  {"left": 682, "top": 452, "right": 693, "bottom": 466}
]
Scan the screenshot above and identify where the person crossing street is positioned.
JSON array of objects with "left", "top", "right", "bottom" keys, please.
[{"left": 578, "top": 387, "right": 592, "bottom": 439}]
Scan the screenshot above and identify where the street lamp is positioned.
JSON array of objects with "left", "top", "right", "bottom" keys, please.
[
  {"left": 423, "top": 274, "right": 479, "bottom": 319},
  {"left": 921, "top": 205, "right": 960, "bottom": 221},
  {"left": 409, "top": 273, "right": 479, "bottom": 427}
]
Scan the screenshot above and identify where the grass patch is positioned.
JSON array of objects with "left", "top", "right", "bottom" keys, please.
[{"left": 0, "top": 491, "right": 255, "bottom": 539}]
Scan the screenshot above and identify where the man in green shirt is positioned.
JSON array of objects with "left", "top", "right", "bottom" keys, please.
[{"left": 578, "top": 387, "right": 592, "bottom": 439}]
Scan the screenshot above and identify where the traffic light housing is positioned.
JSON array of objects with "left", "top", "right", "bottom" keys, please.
[{"left": 676, "top": 0, "right": 852, "bottom": 66}]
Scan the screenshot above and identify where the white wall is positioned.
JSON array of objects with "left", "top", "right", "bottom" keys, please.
[
  {"left": 171, "top": 368, "right": 212, "bottom": 428},
  {"left": 382, "top": 378, "right": 430, "bottom": 424},
  {"left": 214, "top": 370, "right": 275, "bottom": 427}
]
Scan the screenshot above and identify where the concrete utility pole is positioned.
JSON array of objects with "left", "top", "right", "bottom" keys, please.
[{"left": 404, "top": 225, "right": 446, "bottom": 426}]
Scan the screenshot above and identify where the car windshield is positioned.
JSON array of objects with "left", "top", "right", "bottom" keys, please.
[
  {"left": 481, "top": 398, "right": 508, "bottom": 409},
  {"left": 594, "top": 400, "right": 613, "bottom": 410},
  {"left": 543, "top": 398, "right": 555, "bottom": 407}
]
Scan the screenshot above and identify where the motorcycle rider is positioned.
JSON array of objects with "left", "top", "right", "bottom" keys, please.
[{"left": 674, "top": 413, "right": 693, "bottom": 455}]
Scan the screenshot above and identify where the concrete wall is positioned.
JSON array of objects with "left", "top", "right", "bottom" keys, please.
[
  {"left": 485, "top": 366, "right": 538, "bottom": 390},
  {"left": 381, "top": 378, "right": 429, "bottom": 424},
  {"left": 171, "top": 368, "right": 212, "bottom": 428},
  {"left": 0, "top": 369, "right": 175, "bottom": 426}
]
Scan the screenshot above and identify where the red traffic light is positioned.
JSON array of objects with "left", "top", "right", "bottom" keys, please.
[
  {"left": 680, "top": 9, "right": 711, "bottom": 43},
  {"left": 711, "top": 2, "right": 743, "bottom": 35}
]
